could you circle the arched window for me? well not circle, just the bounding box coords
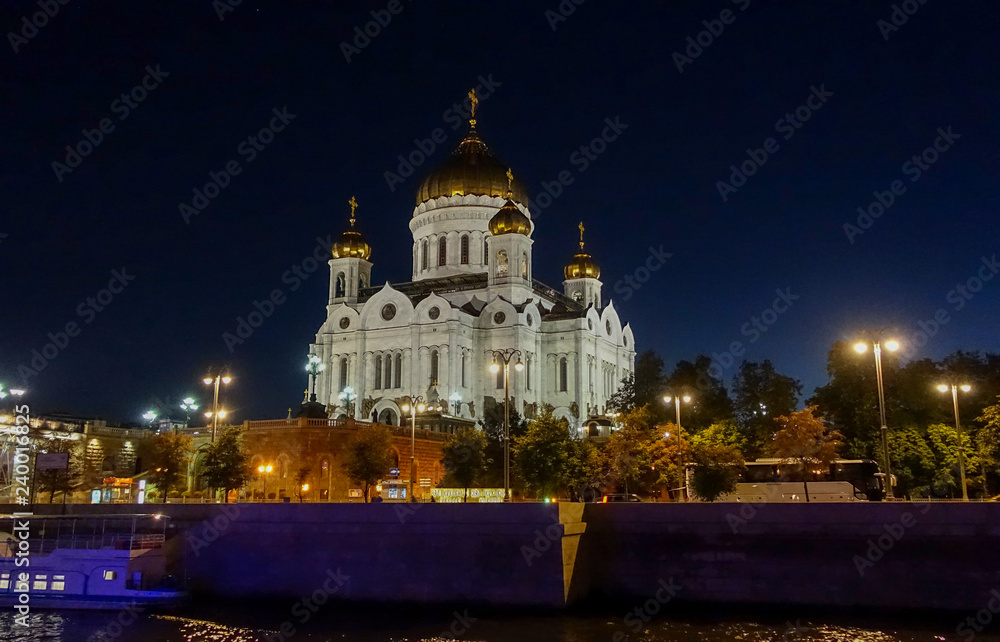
[374,355,383,389]
[559,357,568,392]
[484,239,489,264]
[335,272,346,298]
[339,358,348,392]
[394,353,402,388]
[461,353,466,388]
[430,350,439,384]
[438,237,447,266]
[359,273,367,289]
[384,354,392,389]
[460,235,470,264]
[589,423,600,437]
[421,240,429,270]
[522,252,528,279]
[321,459,329,477]
[526,357,531,391]
[572,291,583,304]
[496,367,504,389]
[496,249,508,277]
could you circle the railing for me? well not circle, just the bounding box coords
[1,533,166,557]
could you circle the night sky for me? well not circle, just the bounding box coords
[3,1,998,424]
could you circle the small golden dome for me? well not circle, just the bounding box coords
[332,196,372,260]
[564,221,600,279]
[416,127,527,206]
[488,196,532,236]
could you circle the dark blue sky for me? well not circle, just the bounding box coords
[2,0,998,424]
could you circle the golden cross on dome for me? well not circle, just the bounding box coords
[578,221,586,250]
[506,168,514,193]
[468,88,478,128]
[348,195,358,226]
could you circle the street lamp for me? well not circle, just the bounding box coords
[401,397,427,503]
[305,353,326,403]
[490,348,524,502]
[257,464,273,501]
[0,384,26,400]
[854,331,899,499]
[338,386,357,418]
[449,391,462,416]
[662,393,692,430]
[142,410,158,428]
[179,397,199,428]
[937,382,972,501]
[204,373,233,443]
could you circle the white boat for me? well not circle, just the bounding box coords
[0,513,187,610]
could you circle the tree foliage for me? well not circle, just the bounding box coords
[140,431,192,501]
[35,439,83,503]
[664,356,734,431]
[770,407,842,502]
[479,399,528,488]
[605,406,659,495]
[441,427,487,501]
[200,427,254,503]
[512,410,575,498]
[732,360,801,457]
[342,424,394,502]
[690,443,744,502]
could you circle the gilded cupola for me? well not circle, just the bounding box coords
[564,222,600,279]
[331,196,372,260]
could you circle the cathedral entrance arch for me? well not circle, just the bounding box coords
[378,408,398,425]
[372,398,402,427]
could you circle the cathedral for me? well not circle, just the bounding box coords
[308,94,635,433]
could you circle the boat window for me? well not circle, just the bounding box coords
[52,575,66,591]
[0,573,9,590]
[33,574,47,590]
[103,570,117,581]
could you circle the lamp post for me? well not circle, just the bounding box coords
[490,348,524,503]
[142,410,158,429]
[305,353,325,402]
[338,386,357,419]
[203,373,232,443]
[0,384,26,400]
[179,397,199,429]
[938,383,972,501]
[854,332,899,499]
[449,391,462,416]
[257,464,273,501]
[401,396,427,503]
[662,393,692,431]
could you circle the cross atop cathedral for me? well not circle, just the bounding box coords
[468,88,478,128]
[506,168,514,194]
[578,221,586,250]
[348,195,358,226]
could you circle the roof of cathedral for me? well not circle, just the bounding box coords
[564,222,600,279]
[331,196,371,260]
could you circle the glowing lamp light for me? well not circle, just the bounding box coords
[884,340,900,352]
[222,376,232,384]
[937,384,949,393]
[854,342,868,354]
[682,395,692,403]
[417,403,426,413]
[489,361,500,374]
[514,359,524,372]
[961,384,972,392]
[203,377,213,385]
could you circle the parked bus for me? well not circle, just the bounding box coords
[711,458,886,502]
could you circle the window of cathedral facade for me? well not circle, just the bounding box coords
[335,273,346,298]
[374,355,383,389]
[496,249,508,277]
[522,252,528,279]
[339,358,348,392]
[384,354,392,389]
[394,354,402,388]
[460,235,469,264]
[496,367,503,389]
[526,356,532,390]
[421,240,428,270]
[461,353,466,387]
[484,239,489,264]
[559,357,568,392]
[438,237,447,266]
[430,350,439,383]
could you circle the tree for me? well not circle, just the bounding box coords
[809,341,887,458]
[565,438,610,502]
[770,407,842,502]
[479,399,528,488]
[976,395,1000,497]
[35,440,83,503]
[650,422,690,500]
[512,410,575,498]
[610,351,669,422]
[664,356,734,431]
[606,406,659,496]
[689,443,744,502]
[200,427,254,503]
[295,465,311,503]
[732,360,802,457]
[690,419,749,454]
[925,422,980,498]
[141,431,193,502]
[342,424,394,502]
[441,427,487,502]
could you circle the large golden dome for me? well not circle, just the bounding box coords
[332,196,372,260]
[564,222,600,279]
[488,197,532,236]
[417,126,528,206]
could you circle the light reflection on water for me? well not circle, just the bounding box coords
[0,609,988,641]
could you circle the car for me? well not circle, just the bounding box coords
[601,493,643,503]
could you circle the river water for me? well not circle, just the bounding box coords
[0,603,990,642]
